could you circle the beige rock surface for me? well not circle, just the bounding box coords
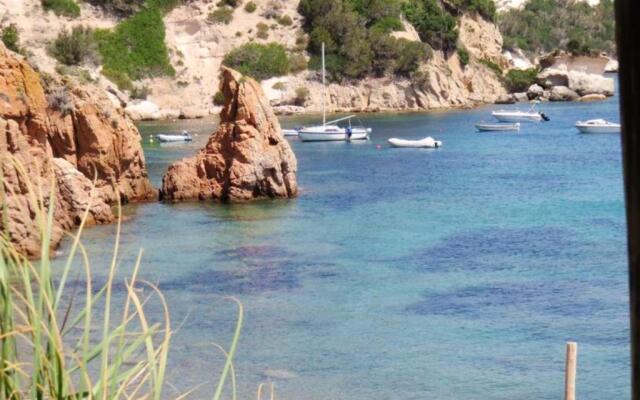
[162,67,297,202]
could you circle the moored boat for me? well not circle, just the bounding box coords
[475,122,521,132]
[492,101,550,123]
[575,119,621,133]
[298,116,370,142]
[388,136,442,148]
[282,128,300,137]
[156,130,193,142]
[298,43,372,143]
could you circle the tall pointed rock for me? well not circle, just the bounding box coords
[161,67,298,202]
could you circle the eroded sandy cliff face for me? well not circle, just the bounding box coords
[1,0,509,118]
[161,67,297,202]
[0,43,155,258]
[264,13,507,113]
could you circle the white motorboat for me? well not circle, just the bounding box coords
[575,119,621,134]
[492,101,550,123]
[475,122,521,132]
[297,43,371,143]
[282,129,300,137]
[388,136,442,148]
[156,130,192,142]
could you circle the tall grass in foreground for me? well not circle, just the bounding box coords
[0,156,249,399]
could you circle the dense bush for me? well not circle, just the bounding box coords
[402,0,458,52]
[208,6,234,24]
[222,42,290,80]
[449,0,497,21]
[213,90,225,105]
[289,53,308,72]
[95,7,175,83]
[244,1,257,12]
[130,84,151,99]
[457,46,470,66]
[49,26,97,66]
[479,58,502,76]
[499,0,615,55]
[256,22,269,39]
[87,0,181,15]
[1,24,20,53]
[41,0,80,17]
[298,0,429,79]
[504,68,539,92]
[277,14,293,26]
[294,86,310,106]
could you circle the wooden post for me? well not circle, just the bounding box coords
[564,342,578,400]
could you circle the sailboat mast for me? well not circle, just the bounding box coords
[322,42,326,127]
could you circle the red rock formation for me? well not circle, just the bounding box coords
[161,67,297,202]
[0,43,155,258]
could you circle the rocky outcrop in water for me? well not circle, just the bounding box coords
[0,43,155,258]
[161,67,297,202]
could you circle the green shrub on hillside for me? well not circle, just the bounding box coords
[371,16,403,33]
[244,1,257,12]
[500,0,615,55]
[1,24,20,53]
[222,42,290,81]
[294,86,310,105]
[449,0,497,21]
[208,6,234,24]
[87,0,181,15]
[457,46,470,66]
[299,0,428,79]
[41,0,80,17]
[95,7,174,83]
[49,26,97,66]
[213,90,225,105]
[277,14,293,26]
[402,0,459,52]
[504,68,539,92]
[257,22,269,39]
[479,58,502,76]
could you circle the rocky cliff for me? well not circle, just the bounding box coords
[0,43,155,258]
[161,67,297,202]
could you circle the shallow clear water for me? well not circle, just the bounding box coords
[60,90,629,399]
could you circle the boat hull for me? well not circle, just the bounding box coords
[476,123,520,132]
[298,129,369,142]
[282,129,299,137]
[575,124,621,134]
[156,135,192,142]
[492,112,542,123]
[388,137,442,148]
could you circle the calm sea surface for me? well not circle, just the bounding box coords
[58,85,629,399]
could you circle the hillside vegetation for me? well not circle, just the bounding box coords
[499,0,615,55]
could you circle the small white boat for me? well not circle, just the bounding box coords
[282,129,300,137]
[575,119,621,134]
[388,136,442,148]
[492,101,549,123]
[476,122,520,132]
[156,130,192,142]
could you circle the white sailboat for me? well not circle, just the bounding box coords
[298,43,371,142]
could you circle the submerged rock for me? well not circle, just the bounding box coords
[161,67,298,202]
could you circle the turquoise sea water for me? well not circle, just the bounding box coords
[60,89,628,399]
